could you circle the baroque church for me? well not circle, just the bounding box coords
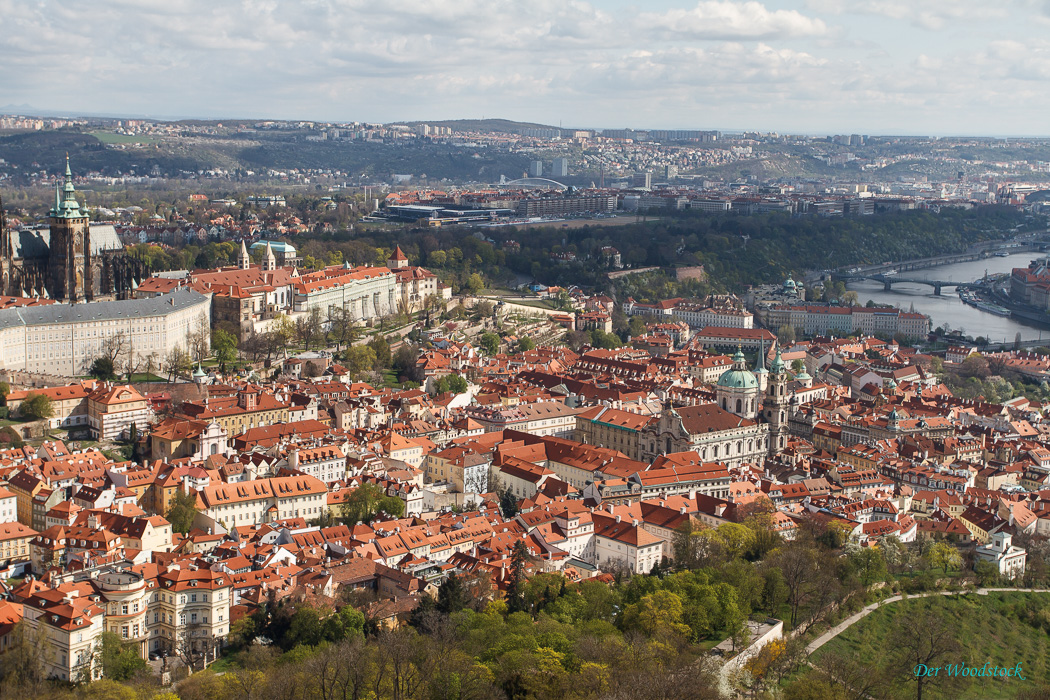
[0,158,146,301]
[640,345,820,468]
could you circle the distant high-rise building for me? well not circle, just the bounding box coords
[552,158,569,178]
[664,165,678,180]
[529,161,544,177]
[631,172,652,189]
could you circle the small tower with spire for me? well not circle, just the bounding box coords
[763,347,791,452]
[262,242,277,272]
[237,240,250,270]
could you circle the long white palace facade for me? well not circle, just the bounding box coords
[0,288,211,375]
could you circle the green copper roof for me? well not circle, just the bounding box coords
[49,157,86,220]
[770,349,786,374]
[717,367,759,389]
[717,345,758,389]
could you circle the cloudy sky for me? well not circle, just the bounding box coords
[2,0,1049,135]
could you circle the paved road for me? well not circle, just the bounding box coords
[806,587,1047,655]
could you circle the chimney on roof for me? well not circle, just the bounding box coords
[614,515,621,523]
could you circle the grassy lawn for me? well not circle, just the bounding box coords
[380,369,419,390]
[207,655,237,673]
[813,592,1050,699]
[128,373,167,383]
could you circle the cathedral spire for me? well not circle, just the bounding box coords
[52,157,84,219]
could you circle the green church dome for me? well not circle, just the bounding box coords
[717,348,758,389]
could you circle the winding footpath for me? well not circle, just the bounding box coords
[805,587,1049,655]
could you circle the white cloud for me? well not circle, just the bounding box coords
[805,0,1006,29]
[0,0,1048,133]
[639,1,827,40]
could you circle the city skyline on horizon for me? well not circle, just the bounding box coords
[4,1,1050,136]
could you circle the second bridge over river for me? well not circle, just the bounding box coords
[845,273,958,295]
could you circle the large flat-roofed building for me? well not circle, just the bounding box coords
[292,264,397,319]
[515,194,617,217]
[0,288,210,376]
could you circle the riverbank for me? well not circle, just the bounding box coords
[846,251,1050,343]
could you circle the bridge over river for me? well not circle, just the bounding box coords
[844,273,958,295]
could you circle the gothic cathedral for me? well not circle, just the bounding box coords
[0,158,146,301]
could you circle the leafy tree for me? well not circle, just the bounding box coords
[433,373,468,395]
[437,573,470,614]
[166,488,199,534]
[392,343,420,378]
[368,334,391,370]
[496,479,520,518]
[344,345,377,379]
[628,316,647,337]
[340,482,405,524]
[589,329,622,349]
[0,620,51,689]
[927,541,962,573]
[212,328,238,372]
[20,393,53,421]
[0,381,9,406]
[518,336,535,352]
[465,272,484,294]
[89,356,118,381]
[622,589,691,638]
[777,324,797,346]
[100,631,147,681]
[479,332,500,355]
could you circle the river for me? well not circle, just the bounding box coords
[845,252,1050,343]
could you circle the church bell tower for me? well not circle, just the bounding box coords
[48,157,91,302]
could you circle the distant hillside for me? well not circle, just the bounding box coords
[0,130,208,176]
[398,118,560,134]
[0,127,533,183]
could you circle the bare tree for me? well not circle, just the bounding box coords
[221,644,276,699]
[121,336,141,382]
[143,351,160,381]
[305,637,373,700]
[294,307,325,351]
[819,649,886,700]
[375,628,426,700]
[771,540,817,629]
[187,312,211,364]
[102,330,130,365]
[327,306,360,352]
[165,345,191,382]
[886,600,965,700]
